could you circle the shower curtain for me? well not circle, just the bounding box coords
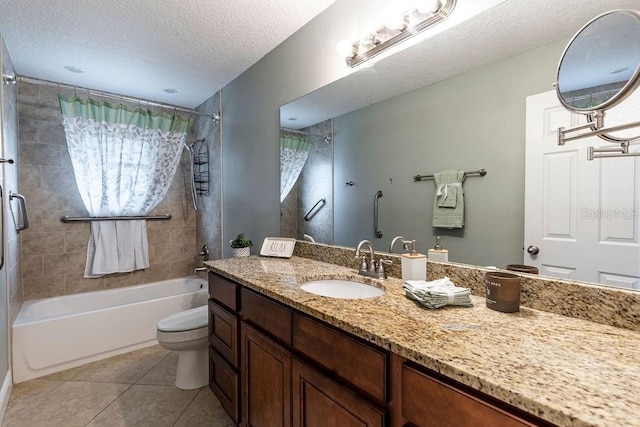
[59,95,192,277]
[280,133,312,202]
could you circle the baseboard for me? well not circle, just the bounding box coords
[0,370,12,423]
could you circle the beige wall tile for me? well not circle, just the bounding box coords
[21,255,43,280]
[22,232,65,256]
[23,276,66,300]
[65,276,105,295]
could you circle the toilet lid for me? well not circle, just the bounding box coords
[157,305,208,332]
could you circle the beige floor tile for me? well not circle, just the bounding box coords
[86,384,198,427]
[2,379,64,420]
[136,351,179,386]
[174,387,235,427]
[73,345,170,384]
[2,381,129,427]
[39,361,93,381]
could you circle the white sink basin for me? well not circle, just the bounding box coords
[300,279,384,299]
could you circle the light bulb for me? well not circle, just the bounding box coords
[385,15,406,31]
[336,39,356,58]
[416,0,442,14]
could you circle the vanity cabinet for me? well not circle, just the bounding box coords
[208,271,552,427]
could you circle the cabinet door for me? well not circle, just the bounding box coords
[241,323,291,427]
[209,300,239,367]
[209,347,240,424]
[292,359,386,427]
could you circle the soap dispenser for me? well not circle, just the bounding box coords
[428,236,449,262]
[401,240,427,281]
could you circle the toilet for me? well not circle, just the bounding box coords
[156,305,209,390]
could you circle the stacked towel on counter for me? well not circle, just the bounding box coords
[432,169,465,228]
[403,277,473,309]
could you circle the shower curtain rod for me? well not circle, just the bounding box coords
[281,127,329,138]
[17,76,220,121]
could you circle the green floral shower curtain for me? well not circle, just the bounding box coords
[280,134,312,202]
[59,95,193,277]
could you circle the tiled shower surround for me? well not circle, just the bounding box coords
[17,82,200,300]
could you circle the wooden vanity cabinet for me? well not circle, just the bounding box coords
[208,272,552,427]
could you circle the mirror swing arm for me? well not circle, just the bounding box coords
[557,111,640,160]
[555,9,640,160]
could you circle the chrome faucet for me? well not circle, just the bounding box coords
[196,245,209,261]
[354,240,391,279]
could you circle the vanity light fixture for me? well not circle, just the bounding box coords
[337,0,457,68]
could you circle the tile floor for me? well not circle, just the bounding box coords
[2,345,235,426]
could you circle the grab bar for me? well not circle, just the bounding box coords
[304,198,326,222]
[9,191,29,232]
[374,190,383,238]
[60,214,172,223]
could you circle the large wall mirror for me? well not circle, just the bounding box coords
[280,0,640,290]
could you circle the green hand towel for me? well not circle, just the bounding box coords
[432,170,465,228]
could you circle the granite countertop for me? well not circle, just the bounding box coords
[205,256,640,427]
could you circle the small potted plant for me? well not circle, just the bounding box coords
[230,233,253,257]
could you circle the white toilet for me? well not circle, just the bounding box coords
[156,305,209,390]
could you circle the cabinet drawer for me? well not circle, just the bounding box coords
[209,347,240,424]
[209,273,239,311]
[208,300,239,368]
[292,313,387,404]
[241,288,292,345]
[402,364,541,427]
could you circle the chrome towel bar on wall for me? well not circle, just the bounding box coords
[59,214,172,223]
[413,168,487,181]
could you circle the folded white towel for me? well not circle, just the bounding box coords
[403,277,473,309]
[85,220,150,278]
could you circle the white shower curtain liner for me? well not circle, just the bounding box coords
[59,95,192,277]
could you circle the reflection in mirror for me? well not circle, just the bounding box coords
[556,10,640,112]
[279,1,640,291]
[605,89,640,140]
[280,120,334,244]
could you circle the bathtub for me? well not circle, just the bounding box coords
[12,276,208,383]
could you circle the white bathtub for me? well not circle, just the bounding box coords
[12,276,208,383]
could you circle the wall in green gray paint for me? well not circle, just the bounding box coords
[333,40,567,267]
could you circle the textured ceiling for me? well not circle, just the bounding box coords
[0,0,336,107]
[281,0,640,128]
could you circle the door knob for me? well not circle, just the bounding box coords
[527,245,539,255]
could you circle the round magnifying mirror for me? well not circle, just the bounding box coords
[556,10,640,113]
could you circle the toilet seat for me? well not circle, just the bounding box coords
[157,305,208,332]
[156,326,207,344]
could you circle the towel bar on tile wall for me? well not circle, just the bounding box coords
[413,169,487,181]
[59,214,172,223]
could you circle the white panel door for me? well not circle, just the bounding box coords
[525,91,640,289]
